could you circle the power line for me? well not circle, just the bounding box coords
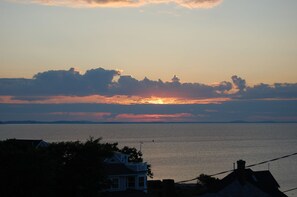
[283,187,297,193]
[176,152,297,184]
[246,152,297,168]
[209,169,234,177]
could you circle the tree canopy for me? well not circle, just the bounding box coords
[0,138,152,197]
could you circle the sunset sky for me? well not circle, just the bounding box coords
[0,0,297,122]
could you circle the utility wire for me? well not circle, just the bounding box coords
[176,152,297,184]
[246,152,297,168]
[283,187,297,193]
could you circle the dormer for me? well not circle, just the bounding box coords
[104,152,129,164]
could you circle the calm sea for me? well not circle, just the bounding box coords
[0,123,297,196]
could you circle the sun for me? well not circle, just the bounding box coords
[147,98,164,104]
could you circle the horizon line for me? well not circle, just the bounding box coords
[1,120,297,124]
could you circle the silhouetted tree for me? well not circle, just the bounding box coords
[0,138,152,197]
[0,139,55,197]
[197,174,220,192]
[48,138,113,197]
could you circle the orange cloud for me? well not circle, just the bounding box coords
[16,0,222,9]
[142,96,231,104]
[0,95,230,105]
[114,113,194,122]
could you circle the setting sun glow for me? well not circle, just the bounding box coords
[146,98,164,104]
[0,95,231,105]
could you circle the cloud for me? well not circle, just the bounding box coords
[0,95,230,105]
[32,67,120,95]
[0,67,231,99]
[242,83,297,99]
[1,67,297,103]
[16,0,222,9]
[114,113,194,122]
[1,67,296,122]
[231,75,246,93]
[0,68,120,96]
[113,74,232,99]
[1,100,297,122]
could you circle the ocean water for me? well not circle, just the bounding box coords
[0,123,297,196]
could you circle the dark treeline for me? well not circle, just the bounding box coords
[0,138,152,197]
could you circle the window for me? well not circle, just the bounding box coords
[111,178,119,189]
[127,176,135,188]
[139,176,145,187]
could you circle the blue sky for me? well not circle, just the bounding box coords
[0,0,297,122]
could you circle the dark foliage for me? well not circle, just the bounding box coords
[197,174,220,192]
[0,138,151,197]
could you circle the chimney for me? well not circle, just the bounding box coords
[237,160,246,171]
[236,160,246,184]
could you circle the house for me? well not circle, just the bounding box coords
[104,152,148,193]
[200,160,287,197]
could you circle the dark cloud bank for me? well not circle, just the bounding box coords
[1,100,297,122]
[0,67,297,122]
[1,67,297,99]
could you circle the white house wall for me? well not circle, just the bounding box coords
[107,175,147,192]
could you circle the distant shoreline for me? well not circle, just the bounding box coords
[1,120,297,124]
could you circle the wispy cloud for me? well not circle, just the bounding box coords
[114,113,194,122]
[0,95,231,104]
[15,0,222,9]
